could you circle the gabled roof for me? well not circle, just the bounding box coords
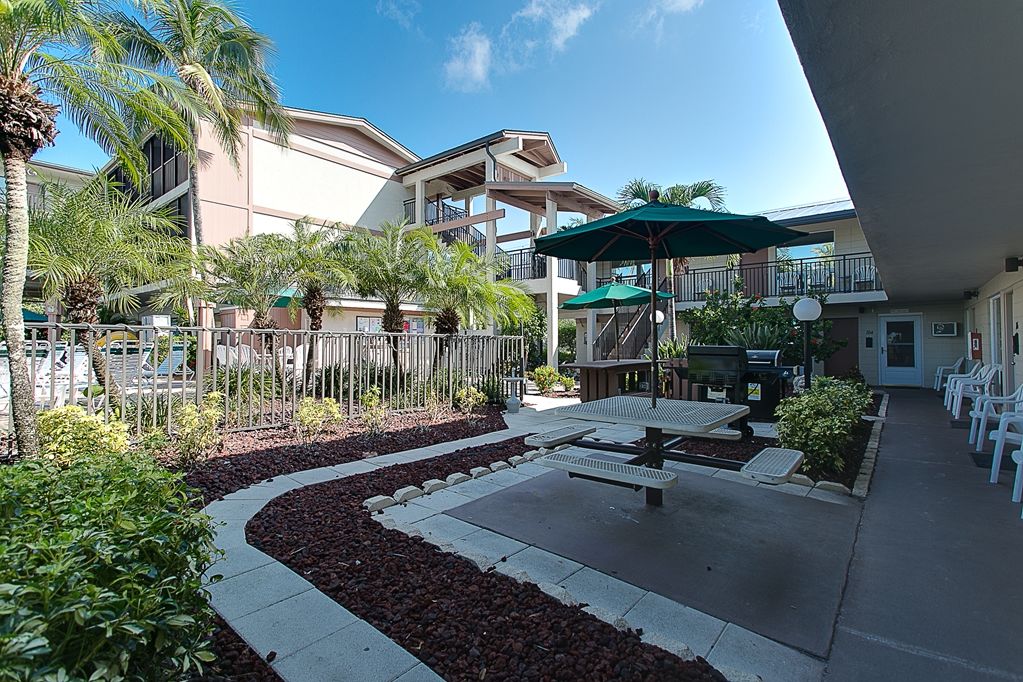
[758,198,856,227]
[282,106,420,164]
[397,130,561,177]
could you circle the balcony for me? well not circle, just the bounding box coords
[674,252,881,302]
[498,247,579,282]
[402,198,467,226]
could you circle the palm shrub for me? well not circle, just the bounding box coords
[0,452,218,679]
[23,177,198,407]
[775,377,873,479]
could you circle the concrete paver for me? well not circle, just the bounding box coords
[624,591,726,658]
[272,620,423,682]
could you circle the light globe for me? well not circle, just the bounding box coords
[793,298,822,322]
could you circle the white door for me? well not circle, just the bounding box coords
[880,314,923,386]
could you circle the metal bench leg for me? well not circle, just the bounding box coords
[645,426,665,506]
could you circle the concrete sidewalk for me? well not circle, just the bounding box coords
[825,389,1023,681]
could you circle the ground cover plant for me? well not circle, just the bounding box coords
[248,438,726,682]
[0,444,218,679]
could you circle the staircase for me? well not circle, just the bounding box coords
[404,198,507,259]
[592,274,672,360]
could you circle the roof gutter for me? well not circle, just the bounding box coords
[484,140,498,181]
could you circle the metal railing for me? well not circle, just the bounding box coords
[1,324,525,437]
[593,272,655,360]
[403,198,469,226]
[675,252,881,302]
[500,247,547,280]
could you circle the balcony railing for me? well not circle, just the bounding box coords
[500,247,547,280]
[402,198,468,226]
[675,252,881,302]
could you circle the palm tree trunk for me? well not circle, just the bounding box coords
[189,157,204,248]
[382,298,403,366]
[82,328,122,409]
[1,155,39,457]
[303,286,325,390]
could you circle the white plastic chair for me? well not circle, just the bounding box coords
[950,364,1001,419]
[1011,449,1023,511]
[987,413,1023,486]
[970,385,1023,449]
[853,265,877,290]
[945,362,983,409]
[934,357,965,391]
[777,271,799,296]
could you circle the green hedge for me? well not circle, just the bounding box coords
[0,451,219,680]
[775,377,873,479]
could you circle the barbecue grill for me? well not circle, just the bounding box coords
[744,349,793,420]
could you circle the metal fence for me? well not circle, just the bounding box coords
[1,324,525,436]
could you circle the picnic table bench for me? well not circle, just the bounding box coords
[533,396,803,506]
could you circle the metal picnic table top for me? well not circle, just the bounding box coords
[554,395,749,434]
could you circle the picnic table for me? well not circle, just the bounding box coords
[541,395,752,506]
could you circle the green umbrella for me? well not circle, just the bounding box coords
[561,282,673,359]
[536,194,805,406]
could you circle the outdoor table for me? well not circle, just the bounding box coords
[561,359,652,402]
[554,395,750,505]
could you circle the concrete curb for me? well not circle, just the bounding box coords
[852,415,885,499]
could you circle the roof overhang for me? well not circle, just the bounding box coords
[485,181,621,218]
[397,130,563,192]
[779,0,1023,302]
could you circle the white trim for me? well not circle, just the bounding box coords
[878,313,924,386]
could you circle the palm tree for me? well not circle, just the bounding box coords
[616,177,728,338]
[0,1,196,456]
[24,177,197,404]
[284,218,353,385]
[114,0,292,248]
[199,234,296,329]
[423,240,534,336]
[344,220,434,335]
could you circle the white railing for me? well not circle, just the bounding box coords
[1,324,525,437]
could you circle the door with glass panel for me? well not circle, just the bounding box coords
[879,314,923,386]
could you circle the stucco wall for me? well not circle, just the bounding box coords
[250,137,407,230]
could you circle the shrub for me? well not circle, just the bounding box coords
[175,392,224,468]
[359,386,387,437]
[454,386,487,420]
[775,377,873,478]
[295,397,343,443]
[36,405,128,467]
[480,376,506,405]
[559,373,576,392]
[533,364,560,394]
[0,452,218,679]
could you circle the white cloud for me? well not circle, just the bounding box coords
[642,0,705,39]
[513,0,596,52]
[376,0,420,30]
[444,23,492,92]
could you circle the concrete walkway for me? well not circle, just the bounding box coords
[824,389,1023,681]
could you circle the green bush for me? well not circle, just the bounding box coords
[454,386,487,419]
[480,376,506,405]
[559,373,576,392]
[533,364,560,394]
[0,452,219,679]
[359,386,387,437]
[175,392,224,468]
[36,405,129,467]
[775,377,873,478]
[295,397,343,443]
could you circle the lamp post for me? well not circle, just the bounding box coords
[793,298,823,389]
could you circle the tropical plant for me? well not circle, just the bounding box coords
[199,233,296,329]
[0,0,197,457]
[284,218,352,385]
[36,405,129,467]
[453,385,486,421]
[175,391,223,468]
[358,386,386,437]
[616,177,728,338]
[559,373,575,392]
[423,239,534,335]
[533,364,560,394]
[113,0,292,249]
[294,397,342,443]
[0,450,218,679]
[344,220,434,334]
[21,178,197,403]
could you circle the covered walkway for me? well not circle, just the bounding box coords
[826,389,1023,680]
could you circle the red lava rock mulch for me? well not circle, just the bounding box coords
[247,438,726,682]
[195,617,281,681]
[183,407,507,503]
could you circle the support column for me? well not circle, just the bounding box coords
[584,212,599,362]
[545,195,559,369]
[414,179,426,226]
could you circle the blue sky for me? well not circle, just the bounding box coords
[35,0,848,214]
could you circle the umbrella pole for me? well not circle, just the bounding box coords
[650,247,658,408]
[614,303,620,359]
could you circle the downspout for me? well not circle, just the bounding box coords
[484,140,498,180]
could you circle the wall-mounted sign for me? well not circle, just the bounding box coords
[932,322,959,337]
